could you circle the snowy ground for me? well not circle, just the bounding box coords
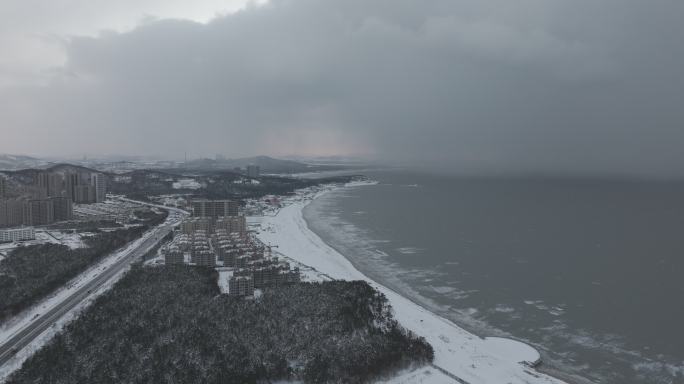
[38,230,88,249]
[216,268,233,294]
[143,245,165,266]
[374,367,455,384]
[0,230,88,258]
[252,182,569,384]
[172,178,202,190]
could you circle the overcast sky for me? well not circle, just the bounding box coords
[1,0,684,176]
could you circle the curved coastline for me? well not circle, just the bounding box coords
[253,182,569,384]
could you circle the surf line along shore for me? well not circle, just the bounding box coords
[251,181,566,384]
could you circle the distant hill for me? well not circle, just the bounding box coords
[185,155,322,174]
[46,163,104,175]
[281,155,371,166]
[0,154,52,170]
[0,154,354,175]
[0,163,109,197]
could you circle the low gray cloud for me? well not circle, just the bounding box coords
[2,0,684,176]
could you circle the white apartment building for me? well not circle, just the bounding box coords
[0,227,36,243]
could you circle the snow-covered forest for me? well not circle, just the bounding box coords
[6,266,433,383]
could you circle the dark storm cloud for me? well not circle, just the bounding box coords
[3,0,684,176]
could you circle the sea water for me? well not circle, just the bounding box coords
[303,170,684,383]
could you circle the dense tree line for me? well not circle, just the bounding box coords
[108,168,360,200]
[45,220,123,231]
[0,210,167,323]
[8,266,433,384]
[132,208,169,226]
[199,175,359,200]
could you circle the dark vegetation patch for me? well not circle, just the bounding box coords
[108,168,361,201]
[45,220,123,231]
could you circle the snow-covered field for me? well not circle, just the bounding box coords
[252,182,568,384]
[0,230,87,258]
[172,178,202,189]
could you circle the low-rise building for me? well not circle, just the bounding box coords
[235,255,252,269]
[252,264,300,288]
[229,276,255,296]
[215,216,246,233]
[192,199,239,218]
[0,227,35,243]
[164,246,184,265]
[192,249,216,267]
[217,245,239,266]
[162,220,300,292]
[181,217,213,234]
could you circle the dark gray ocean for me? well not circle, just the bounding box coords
[302,170,684,384]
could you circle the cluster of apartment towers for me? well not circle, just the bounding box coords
[0,171,105,237]
[163,199,300,296]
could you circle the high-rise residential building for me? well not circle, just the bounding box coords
[0,199,27,228]
[52,173,65,197]
[247,164,260,178]
[65,172,82,202]
[91,173,106,203]
[33,172,50,198]
[0,200,7,227]
[0,176,6,197]
[26,199,54,226]
[192,199,239,217]
[74,184,96,204]
[50,196,73,221]
[63,172,105,204]
[34,172,65,198]
[1,195,72,228]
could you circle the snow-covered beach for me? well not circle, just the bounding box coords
[253,181,568,384]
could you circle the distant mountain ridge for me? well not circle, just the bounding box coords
[0,154,52,170]
[0,153,357,175]
[46,163,103,175]
[184,155,321,174]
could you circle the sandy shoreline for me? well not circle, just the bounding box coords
[252,181,569,384]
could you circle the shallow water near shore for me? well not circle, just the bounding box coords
[302,170,684,384]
